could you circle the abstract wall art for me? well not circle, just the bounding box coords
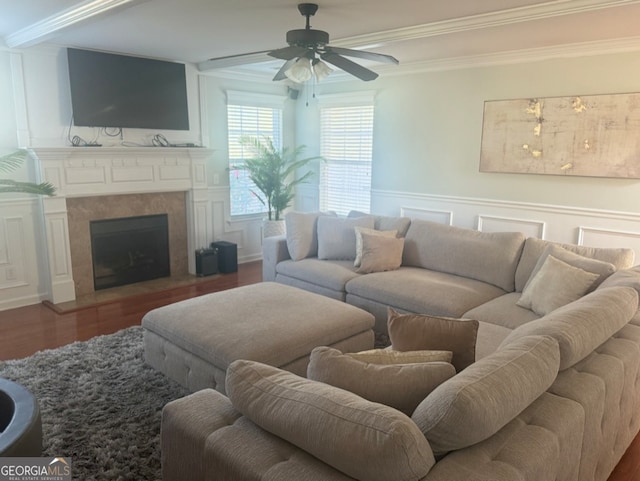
[480,92,640,178]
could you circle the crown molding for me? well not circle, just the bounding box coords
[334,0,640,49]
[4,0,151,48]
[377,35,640,76]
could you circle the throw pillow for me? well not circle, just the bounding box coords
[226,359,436,481]
[317,215,374,260]
[523,244,616,293]
[387,308,479,371]
[348,349,453,364]
[354,227,398,267]
[411,335,560,456]
[516,255,600,316]
[285,211,335,261]
[308,346,456,416]
[348,211,412,238]
[356,232,405,274]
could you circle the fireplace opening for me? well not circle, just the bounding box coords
[90,214,170,291]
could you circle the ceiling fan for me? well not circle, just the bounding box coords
[201,3,399,82]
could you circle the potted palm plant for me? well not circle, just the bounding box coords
[233,136,320,237]
[0,149,55,196]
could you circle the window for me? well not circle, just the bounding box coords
[319,95,374,216]
[227,92,283,216]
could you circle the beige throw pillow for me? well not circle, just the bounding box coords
[356,232,405,274]
[387,308,479,371]
[226,359,436,481]
[308,347,456,416]
[354,227,397,267]
[517,255,600,316]
[348,348,453,364]
[524,244,616,293]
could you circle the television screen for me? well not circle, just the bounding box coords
[67,48,190,131]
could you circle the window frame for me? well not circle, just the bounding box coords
[226,91,285,218]
[318,92,375,216]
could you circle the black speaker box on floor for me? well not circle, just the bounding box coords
[211,241,238,273]
[195,248,218,276]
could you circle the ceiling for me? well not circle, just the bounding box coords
[1,0,640,81]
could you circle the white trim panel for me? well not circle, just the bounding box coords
[477,215,546,238]
[373,190,640,261]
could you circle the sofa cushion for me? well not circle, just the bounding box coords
[276,259,360,293]
[514,237,635,292]
[516,255,601,316]
[387,308,479,371]
[475,321,513,360]
[463,292,540,330]
[501,286,639,370]
[348,349,453,364]
[354,227,398,267]
[411,335,560,456]
[285,211,335,261]
[345,267,507,320]
[307,346,456,416]
[525,244,616,292]
[402,219,525,292]
[226,359,436,481]
[317,216,374,260]
[356,232,405,274]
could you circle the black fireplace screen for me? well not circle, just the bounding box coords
[90,214,170,290]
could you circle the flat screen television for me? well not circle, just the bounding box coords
[67,48,190,130]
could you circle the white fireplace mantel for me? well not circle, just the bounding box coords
[31,147,213,304]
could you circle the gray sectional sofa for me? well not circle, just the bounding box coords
[162,211,640,481]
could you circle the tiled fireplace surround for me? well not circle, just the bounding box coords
[32,147,212,304]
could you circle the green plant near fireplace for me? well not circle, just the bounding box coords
[0,149,55,196]
[232,136,320,221]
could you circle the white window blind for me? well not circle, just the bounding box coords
[227,92,283,217]
[320,103,374,216]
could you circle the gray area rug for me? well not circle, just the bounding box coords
[0,326,188,481]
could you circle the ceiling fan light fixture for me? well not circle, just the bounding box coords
[285,56,313,83]
[313,59,332,81]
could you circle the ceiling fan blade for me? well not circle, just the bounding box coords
[273,58,297,81]
[197,50,273,71]
[321,52,379,81]
[268,46,309,61]
[327,46,399,65]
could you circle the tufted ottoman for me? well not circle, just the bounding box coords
[142,282,375,393]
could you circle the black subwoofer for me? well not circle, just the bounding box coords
[211,241,237,273]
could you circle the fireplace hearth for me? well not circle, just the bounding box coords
[90,214,170,290]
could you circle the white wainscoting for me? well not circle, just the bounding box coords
[207,186,263,264]
[373,190,640,262]
[0,198,49,311]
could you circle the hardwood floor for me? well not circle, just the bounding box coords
[0,259,638,481]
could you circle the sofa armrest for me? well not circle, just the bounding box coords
[161,389,241,481]
[262,235,290,281]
